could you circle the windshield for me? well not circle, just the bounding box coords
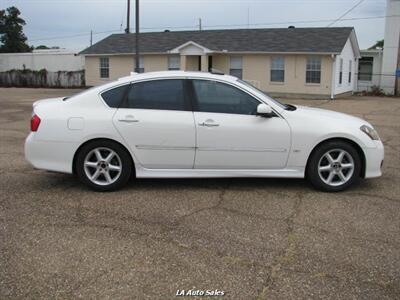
[236,79,288,110]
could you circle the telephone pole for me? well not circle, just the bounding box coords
[199,18,202,31]
[125,0,130,33]
[134,0,140,72]
[90,30,93,46]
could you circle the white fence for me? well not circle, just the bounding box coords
[0,49,84,72]
[0,69,85,88]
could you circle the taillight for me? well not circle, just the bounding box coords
[31,114,41,132]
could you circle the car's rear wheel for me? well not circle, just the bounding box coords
[307,140,361,192]
[76,140,133,191]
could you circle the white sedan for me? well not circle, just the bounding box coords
[25,71,384,192]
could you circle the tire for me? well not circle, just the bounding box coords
[75,140,133,192]
[306,140,361,192]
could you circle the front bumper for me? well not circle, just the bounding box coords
[363,140,384,178]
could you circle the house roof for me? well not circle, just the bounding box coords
[80,27,355,55]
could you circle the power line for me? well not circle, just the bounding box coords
[327,0,365,27]
[27,14,399,43]
[202,14,394,29]
[29,29,122,42]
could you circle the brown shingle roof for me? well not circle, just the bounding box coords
[80,27,354,55]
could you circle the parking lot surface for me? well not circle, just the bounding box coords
[1,88,399,299]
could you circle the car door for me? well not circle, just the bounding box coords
[191,79,291,169]
[112,79,196,169]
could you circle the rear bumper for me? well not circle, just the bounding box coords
[25,133,75,174]
[363,140,384,178]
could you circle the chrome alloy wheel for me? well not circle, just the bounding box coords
[83,147,122,186]
[318,149,355,186]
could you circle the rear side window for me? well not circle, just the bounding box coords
[101,85,128,108]
[124,79,186,111]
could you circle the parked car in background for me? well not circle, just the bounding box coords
[25,71,384,192]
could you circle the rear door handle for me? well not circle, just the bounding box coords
[199,120,220,127]
[118,115,139,123]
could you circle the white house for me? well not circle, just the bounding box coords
[355,0,399,95]
[356,49,384,92]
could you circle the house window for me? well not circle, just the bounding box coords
[339,58,343,85]
[348,60,352,84]
[134,56,144,73]
[270,57,285,82]
[306,57,321,84]
[229,56,243,79]
[168,55,180,70]
[99,57,109,78]
[358,57,373,81]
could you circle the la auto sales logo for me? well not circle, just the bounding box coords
[176,289,225,297]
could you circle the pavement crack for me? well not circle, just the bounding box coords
[255,194,304,299]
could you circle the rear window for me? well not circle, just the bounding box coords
[101,85,128,108]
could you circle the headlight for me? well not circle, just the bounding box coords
[360,125,380,140]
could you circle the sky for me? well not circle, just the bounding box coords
[0,0,389,51]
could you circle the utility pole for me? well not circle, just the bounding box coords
[135,0,140,72]
[199,18,202,31]
[125,0,130,33]
[90,30,93,46]
[247,7,250,28]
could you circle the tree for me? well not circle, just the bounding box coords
[0,6,31,53]
[35,45,50,49]
[369,39,384,50]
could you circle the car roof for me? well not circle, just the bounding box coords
[116,70,237,84]
[88,71,240,96]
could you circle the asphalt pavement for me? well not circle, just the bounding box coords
[0,88,399,299]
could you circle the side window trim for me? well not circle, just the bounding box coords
[188,78,262,115]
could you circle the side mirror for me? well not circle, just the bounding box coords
[256,104,274,117]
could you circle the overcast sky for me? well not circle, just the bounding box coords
[1,0,388,51]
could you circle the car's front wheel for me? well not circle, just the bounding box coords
[307,140,362,192]
[76,140,133,191]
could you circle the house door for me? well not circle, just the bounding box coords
[185,56,200,71]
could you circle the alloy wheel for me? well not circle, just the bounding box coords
[83,147,122,186]
[318,148,355,186]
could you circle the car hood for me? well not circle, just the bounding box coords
[292,105,369,126]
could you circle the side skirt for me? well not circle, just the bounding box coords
[135,166,305,179]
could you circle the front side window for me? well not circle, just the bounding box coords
[168,55,180,70]
[229,56,243,79]
[306,57,321,84]
[192,80,260,115]
[100,57,109,78]
[101,85,128,108]
[134,56,144,73]
[124,79,186,111]
[339,58,343,84]
[270,57,285,82]
[358,57,373,81]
